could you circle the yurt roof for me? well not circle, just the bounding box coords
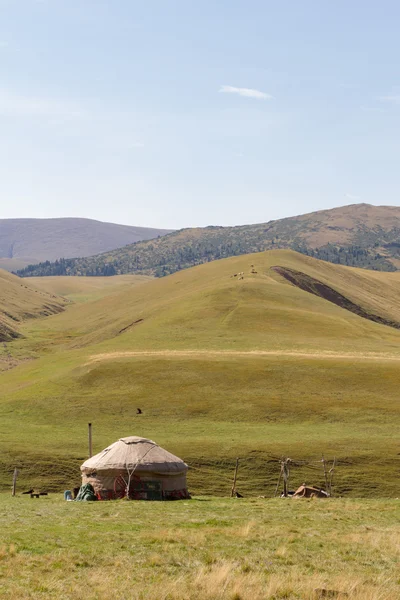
[81,436,188,473]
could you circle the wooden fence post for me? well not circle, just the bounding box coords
[322,455,329,494]
[283,460,288,497]
[329,457,336,497]
[231,458,240,497]
[281,459,292,497]
[274,462,283,497]
[88,423,93,458]
[12,468,18,496]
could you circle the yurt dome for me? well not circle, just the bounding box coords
[80,436,190,500]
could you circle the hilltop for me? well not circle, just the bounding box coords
[22,249,400,353]
[17,203,400,278]
[0,217,173,272]
[2,250,400,496]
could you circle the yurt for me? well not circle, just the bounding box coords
[80,436,190,500]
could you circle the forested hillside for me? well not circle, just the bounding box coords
[16,204,400,277]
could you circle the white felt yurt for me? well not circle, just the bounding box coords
[80,436,190,500]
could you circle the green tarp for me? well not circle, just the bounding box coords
[75,483,97,501]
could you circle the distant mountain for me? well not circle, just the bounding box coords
[16,204,400,277]
[0,218,173,271]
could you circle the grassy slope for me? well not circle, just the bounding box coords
[20,249,400,355]
[1,495,399,600]
[29,274,153,303]
[1,251,400,496]
[0,269,66,346]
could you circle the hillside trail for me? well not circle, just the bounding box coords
[86,349,400,363]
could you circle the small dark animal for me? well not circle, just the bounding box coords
[314,590,348,599]
[233,491,243,498]
[22,489,34,495]
[137,408,142,415]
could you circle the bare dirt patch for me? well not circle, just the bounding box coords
[86,349,400,365]
[271,266,400,330]
[117,318,144,335]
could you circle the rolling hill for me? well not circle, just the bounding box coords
[0,269,66,347]
[2,250,400,496]
[17,203,400,278]
[0,217,173,272]
[29,274,153,303]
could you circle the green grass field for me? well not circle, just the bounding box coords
[29,274,153,303]
[0,495,399,599]
[0,269,66,346]
[1,251,400,496]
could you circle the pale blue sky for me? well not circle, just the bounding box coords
[1,0,400,229]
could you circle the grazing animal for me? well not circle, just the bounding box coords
[136,408,142,415]
[314,589,348,598]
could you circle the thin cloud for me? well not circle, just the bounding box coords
[95,138,145,152]
[378,95,400,104]
[360,105,385,113]
[219,85,273,100]
[0,88,85,119]
[345,193,360,200]
[128,142,145,149]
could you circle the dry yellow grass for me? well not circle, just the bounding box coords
[0,495,399,600]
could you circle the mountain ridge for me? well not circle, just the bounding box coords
[16,203,400,277]
[0,217,173,271]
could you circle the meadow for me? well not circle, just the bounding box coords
[0,494,399,600]
[1,251,400,496]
